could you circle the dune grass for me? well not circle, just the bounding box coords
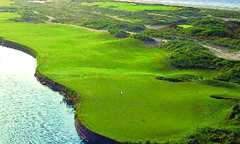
[0,12,239,143]
[81,2,179,11]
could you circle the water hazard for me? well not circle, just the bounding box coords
[0,46,82,144]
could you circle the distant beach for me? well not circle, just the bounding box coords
[116,0,240,11]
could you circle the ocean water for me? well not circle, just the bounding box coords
[141,0,240,8]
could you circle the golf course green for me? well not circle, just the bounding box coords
[81,2,179,11]
[0,1,239,143]
[0,0,14,7]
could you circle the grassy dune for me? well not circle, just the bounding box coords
[81,2,179,11]
[0,11,239,143]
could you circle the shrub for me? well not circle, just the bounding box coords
[216,64,240,83]
[193,18,223,26]
[182,127,240,144]
[200,27,234,38]
[161,40,225,69]
[109,28,130,38]
[131,34,154,42]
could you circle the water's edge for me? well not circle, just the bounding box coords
[115,0,240,11]
[0,39,120,144]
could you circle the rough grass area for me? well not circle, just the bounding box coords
[81,2,179,11]
[0,12,239,143]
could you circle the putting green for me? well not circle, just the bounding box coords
[81,2,179,11]
[178,24,194,28]
[0,0,14,7]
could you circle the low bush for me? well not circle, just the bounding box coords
[182,127,240,144]
[216,64,240,83]
[109,28,130,38]
[161,40,225,69]
[131,33,154,42]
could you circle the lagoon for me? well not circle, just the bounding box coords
[0,46,82,144]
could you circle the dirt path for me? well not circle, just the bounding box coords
[200,43,240,61]
[207,15,240,22]
[126,31,137,35]
[42,12,108,32]
[153,38,168,43]
[61,24,108,32]
[106,15,133,23]
[48,22,108,32]
[45,15,54,23]
[152,36,240,60]
[190,39,240,60]
[145,25,166,30]
[148,13,173,18]
[220,18,240,22]
[33,11,39,14]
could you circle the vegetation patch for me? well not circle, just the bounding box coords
[109,28,130,38]
[228,104,240,125]
[161,40,225,69]
[131,33,155,42]
[182,127,240,144]
[200,79,240,89]
[216,64,240,83]
[12,11,48,23]
[81,2,179,11]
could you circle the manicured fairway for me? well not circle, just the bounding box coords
[0,0,14,7]
[0,12,239,143]
[81,2,179,11]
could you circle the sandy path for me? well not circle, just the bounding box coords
[201,43,240,61]
[154,38,168,43]
[106,15,133,23]
[45,15,54,23]
[152,36,240,60]
[38,12,108,32]
[220,18,240,22]
[60,24,108,32]
[145,24,166,29]
[190,39,240,61]
[47,22,108,32]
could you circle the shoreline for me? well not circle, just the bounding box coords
[0,39,120,144]
[115,0,240,11]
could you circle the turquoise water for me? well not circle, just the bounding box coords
[0,46,82,144]
[142,0,240,8]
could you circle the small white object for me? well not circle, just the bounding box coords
[120,91,123,95]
